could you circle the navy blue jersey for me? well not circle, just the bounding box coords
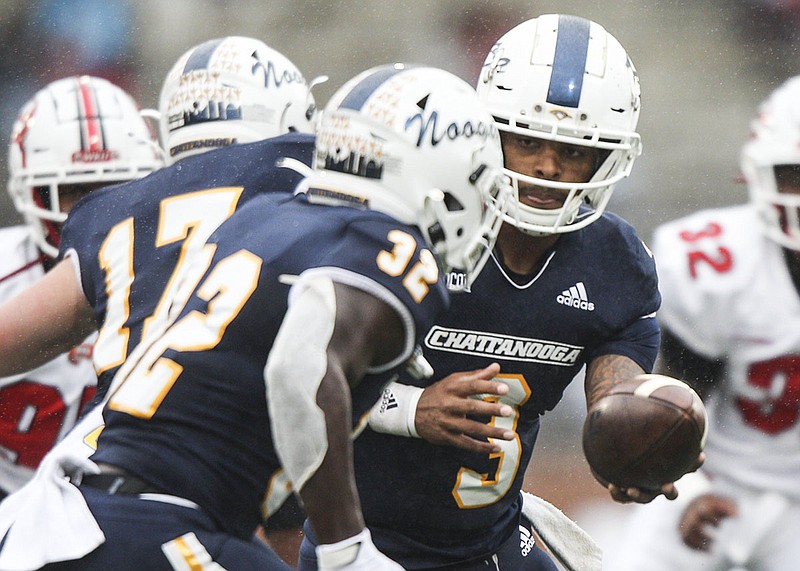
[91,192,449,540]
[59,133,314,398]
[355,212,660,568]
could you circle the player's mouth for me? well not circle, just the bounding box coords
[517,185,567,209]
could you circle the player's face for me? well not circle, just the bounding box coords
[57,182,120,215]
[500,132,601,209]
[775,164,800,196]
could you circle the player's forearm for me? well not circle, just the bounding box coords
[0,261,94,374]
[584,353,646,410]
[299,368,365,544]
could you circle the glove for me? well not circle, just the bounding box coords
[316,528,404,570]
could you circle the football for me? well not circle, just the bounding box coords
[582,374,707,491]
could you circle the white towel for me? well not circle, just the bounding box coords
[0,408,105,571]
[521,491,602,571]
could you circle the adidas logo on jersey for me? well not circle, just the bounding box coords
[557,281,595,311]
[519,525,536,557]
[377,387,398,413]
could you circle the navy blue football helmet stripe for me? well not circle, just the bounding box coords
[546,15,591,108]
[339,65,411,111]
[183,38,225,73]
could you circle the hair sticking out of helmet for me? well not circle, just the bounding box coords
[741,75,800,251]
[158,36,322,164]
[7,75,164,257]
[299,63,513,289]
[476,14,642,235]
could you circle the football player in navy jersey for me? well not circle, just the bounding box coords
[70,36,319,402]
[0,64,510,570]
[155,36,322,565]
[299,14,699,571]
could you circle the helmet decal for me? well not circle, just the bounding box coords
[547,15,591,108]
[251,53,307,90]
[405,103,497,149]
[75,76,105,155]
[339,66,409,111]
[11,102,36,169]
[182,38,225,73]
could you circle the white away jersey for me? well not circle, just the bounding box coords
[653,204,800,498]
[0,226,96,493]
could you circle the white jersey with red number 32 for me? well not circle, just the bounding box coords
[0,226,96,494]
[653,204,800,499]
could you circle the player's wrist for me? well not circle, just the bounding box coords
[367,382,423,438]
[317,528,401,570]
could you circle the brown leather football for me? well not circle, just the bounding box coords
[582,374,707,491]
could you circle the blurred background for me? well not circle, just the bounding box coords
[1,0,798,559]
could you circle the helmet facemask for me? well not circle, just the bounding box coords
[422,165,512,289]
[742,76,800,252]
[494,121,638,236]
[746,162,800,251]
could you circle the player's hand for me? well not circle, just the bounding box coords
[591,469,673,504]
[597,451,705,504]
[414,363,515,454]
[606,482,678,504]
[679,493,737,551]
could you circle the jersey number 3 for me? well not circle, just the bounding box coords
[452,374,531,509]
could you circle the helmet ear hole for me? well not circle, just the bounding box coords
[442,192,464,212]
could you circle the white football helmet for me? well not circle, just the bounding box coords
[301,64,512,287]
[159,36,319,164]
[476,14,642,235]
[741,75,800,251]
[8,75,163,257]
